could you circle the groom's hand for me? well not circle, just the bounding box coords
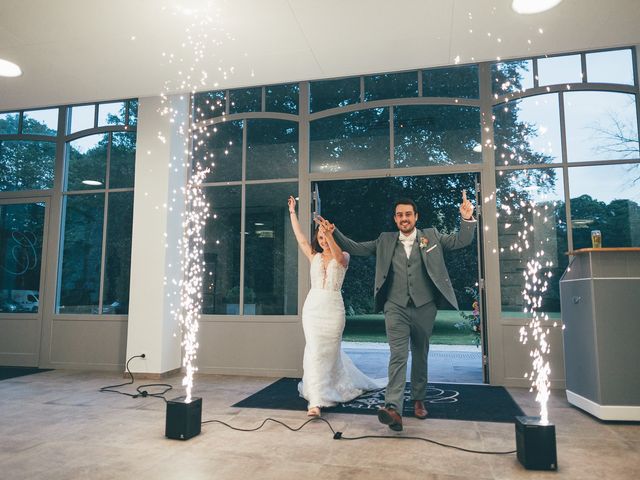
[314,215,335,234]
[460,190,475,220]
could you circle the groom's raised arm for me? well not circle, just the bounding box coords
[437,189,477,251]
[333,228,377,256]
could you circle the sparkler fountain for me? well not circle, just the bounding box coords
[159,2,235,440]
[498,170,559,469]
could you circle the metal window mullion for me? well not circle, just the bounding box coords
[635,46,640,160]
[261,86,266,112]
[478,61,499,384]
[225,90,230,115]
[533,58,539,88]
[417,70,423,97]
[97,133,112,314]
[558,90,574,252]
[238,119,247,315]
[581,53,588,83]
[389,106,395,168]
[360,76,365,103]
[98,191,109,314]
[298,81,311,317]
[51,106,68,315]
[94,103,99,128]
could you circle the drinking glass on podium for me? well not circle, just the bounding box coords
[591,230,602,248]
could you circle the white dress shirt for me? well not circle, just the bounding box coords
[398,229,417,259]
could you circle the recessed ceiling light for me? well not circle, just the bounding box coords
[512,0,562,14]
[82,180,103,186]
[0,58,22,77]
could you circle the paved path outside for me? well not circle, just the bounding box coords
[343,341,484,384]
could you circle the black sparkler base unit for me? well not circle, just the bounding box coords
[515,416,558,471]
[165,396,202,440]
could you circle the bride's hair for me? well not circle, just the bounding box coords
[311,226,324,254]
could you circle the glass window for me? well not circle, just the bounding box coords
[394,105,481,167]
[0,202,46,313]
[586,49,635,85]
[68,104,95,133]
[193,91,226,122]
[245,183,298,315]
[537,54,583,86]
[492,60,534,95]
[496,168,566,318]
[23,109,58,135]
[127,100,138,125]
[0,140,56,191]
[98,102,125,127]
[364,72,418,101]
[229,87,262,114]
[0,112,19,135]
[493,93,561,166]
[110,132,136,189]
[246,119,298,180]
[310,108,390,172]
[102,192,134,314]
[265,83,299,114]
[568,164,640,248]
[195,120,243,183]
[310,77,360,113]
[423,65,479,98]
[66,134,108,191]
[57,194,105,314]
[564,91,639,162]
[202,186,241,315]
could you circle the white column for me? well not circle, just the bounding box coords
[126,94,190,374]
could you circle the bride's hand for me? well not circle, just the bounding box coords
[316,218,335,235]
[288,196,296,213]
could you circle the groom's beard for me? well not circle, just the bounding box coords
[398,223,415,234]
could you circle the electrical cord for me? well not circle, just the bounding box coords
[99,354,173,402]
[104,355,515,454]
[202,416,517,455]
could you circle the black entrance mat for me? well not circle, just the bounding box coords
[0,366,52,381]
[233,377,525,423]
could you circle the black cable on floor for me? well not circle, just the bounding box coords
[202,416,517,455]
[99,354,173,402]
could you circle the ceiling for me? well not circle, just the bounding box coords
[1,0,639,111]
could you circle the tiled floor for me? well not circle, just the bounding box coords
[1,361,638,480]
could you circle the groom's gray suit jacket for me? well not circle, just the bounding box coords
[334,219,476,312]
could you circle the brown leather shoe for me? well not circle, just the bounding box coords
[414,400,428,419]
[377,406,403,431]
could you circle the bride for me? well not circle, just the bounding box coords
[288,196,383,417]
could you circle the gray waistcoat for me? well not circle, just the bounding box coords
[386,240,437,308]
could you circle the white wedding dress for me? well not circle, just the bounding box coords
[298,253,384,408]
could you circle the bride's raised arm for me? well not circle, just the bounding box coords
[315,216,349,268]
[288,196,313,262]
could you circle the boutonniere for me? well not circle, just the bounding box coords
[419,237,429,250]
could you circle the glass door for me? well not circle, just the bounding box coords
[0,198,49,366]
[313,173,486,383]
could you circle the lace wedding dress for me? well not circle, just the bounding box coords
[298,254,384,408]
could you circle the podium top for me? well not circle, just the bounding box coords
[566,247,640,255]
[561,247,640,281]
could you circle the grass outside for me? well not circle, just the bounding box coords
[343,310,480,346]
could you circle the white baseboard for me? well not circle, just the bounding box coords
[566,390,640,421]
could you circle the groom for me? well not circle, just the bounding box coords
[322,191,476,431]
